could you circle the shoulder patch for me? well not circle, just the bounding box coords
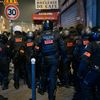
[84,52,91,57]
[44,40,54,45]
[15,38,22,43]
[26,42,33,47]
[35,46,40,50]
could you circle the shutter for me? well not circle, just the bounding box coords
[86,0,96,27]
[61,3,77,28]
[97,0,100,27]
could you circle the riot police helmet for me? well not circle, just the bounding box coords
[0,34,8,44]
[13,25,22,35]
[63,28,69,36]
[42,20,53,31]
[90,26,100,41]
[59,26,63,32]
[69,26,77,36]
[60,28,69,39]
[81,34,91,45]
[82,34,91,41]
[85,26,92,34]
[91,32,100,41]
[26,31,35,39]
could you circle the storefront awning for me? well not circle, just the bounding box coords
[32,12,59,20]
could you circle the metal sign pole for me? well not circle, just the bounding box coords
[9,20,13,33]
[31,58,36,100]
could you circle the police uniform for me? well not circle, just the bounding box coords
[58,29,69,87]
[34,31,42,84]
[63,33,76,85]
[0,34,10,90]
[37,20,67,100]
[25,31,35,88]
[79,33,100,100]
[72,34,91,100]
[10,26,27,89]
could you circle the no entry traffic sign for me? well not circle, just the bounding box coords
[4,4,20,20]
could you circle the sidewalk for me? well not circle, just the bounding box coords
[0,80,74,100]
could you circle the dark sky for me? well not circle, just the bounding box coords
[15,0,35,23]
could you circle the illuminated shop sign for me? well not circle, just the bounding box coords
[35,0,59,9]
[32,12,59,20]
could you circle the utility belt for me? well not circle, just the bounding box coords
[42,51,58,56]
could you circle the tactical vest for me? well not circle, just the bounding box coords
[25,39,35,58]
[40,32,59,56]
[13,35,25,51]
[64,35,76,56]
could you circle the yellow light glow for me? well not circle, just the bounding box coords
[4,0,18,5]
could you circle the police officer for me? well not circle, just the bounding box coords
[37,20,67,100]
[10,25,27,89]
[78,31,100,100]
[78,27,97,79]
[62,27,77,85]
[58,29,69,87]
[76,34,91,77]
[72,34,91,100]
[34,30,42,84]
[25,31,35,88]
[0,33,11,90]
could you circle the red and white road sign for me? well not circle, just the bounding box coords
[4,4,20,20]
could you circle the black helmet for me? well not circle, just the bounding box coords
[26,31,35,39]
[91,32,100,41]
[42,20,53,31]
[59,26,63,31]
[0,34,8,44]
[82,34,91,41]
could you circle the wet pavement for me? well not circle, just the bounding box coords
[0,80,75,100]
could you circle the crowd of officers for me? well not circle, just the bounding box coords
[0,21,100,100]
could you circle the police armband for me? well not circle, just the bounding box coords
[15,38,22,43]
[26,42,33,47]
[35,46,40,50]
[84,51,91,57]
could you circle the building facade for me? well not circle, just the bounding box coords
[60,0,85,28]
[96,0,100,27]
[60,0,100,28]
[85,0,97,27]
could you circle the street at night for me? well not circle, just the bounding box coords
[0,0,100,100]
